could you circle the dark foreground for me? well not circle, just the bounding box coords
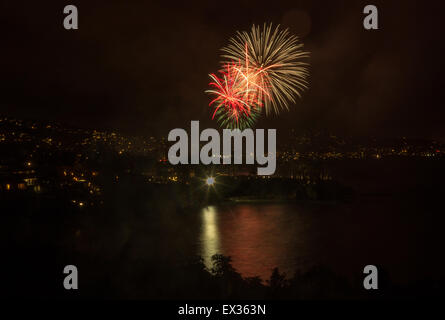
[2,159,445,299]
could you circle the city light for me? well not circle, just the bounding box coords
[206,176,215,186]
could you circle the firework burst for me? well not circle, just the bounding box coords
[221,23,310,115]
[205,62,263,130]
[206,23,309,129]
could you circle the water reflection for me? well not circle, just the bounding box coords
[200,206,221,269]
[199,203,312,280]
[197,199,444,284]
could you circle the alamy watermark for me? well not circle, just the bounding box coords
[63,265,78,290]
[168,121,276,175]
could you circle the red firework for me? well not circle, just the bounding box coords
[206,62,261,128]
[206,43,274,129]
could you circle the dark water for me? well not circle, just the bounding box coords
[196,198,444,283]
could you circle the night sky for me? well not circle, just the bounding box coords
[1,0,444,139]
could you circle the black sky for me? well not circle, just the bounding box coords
[1,0,444,139]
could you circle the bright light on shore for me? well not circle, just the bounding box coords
[206,177,215,186]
